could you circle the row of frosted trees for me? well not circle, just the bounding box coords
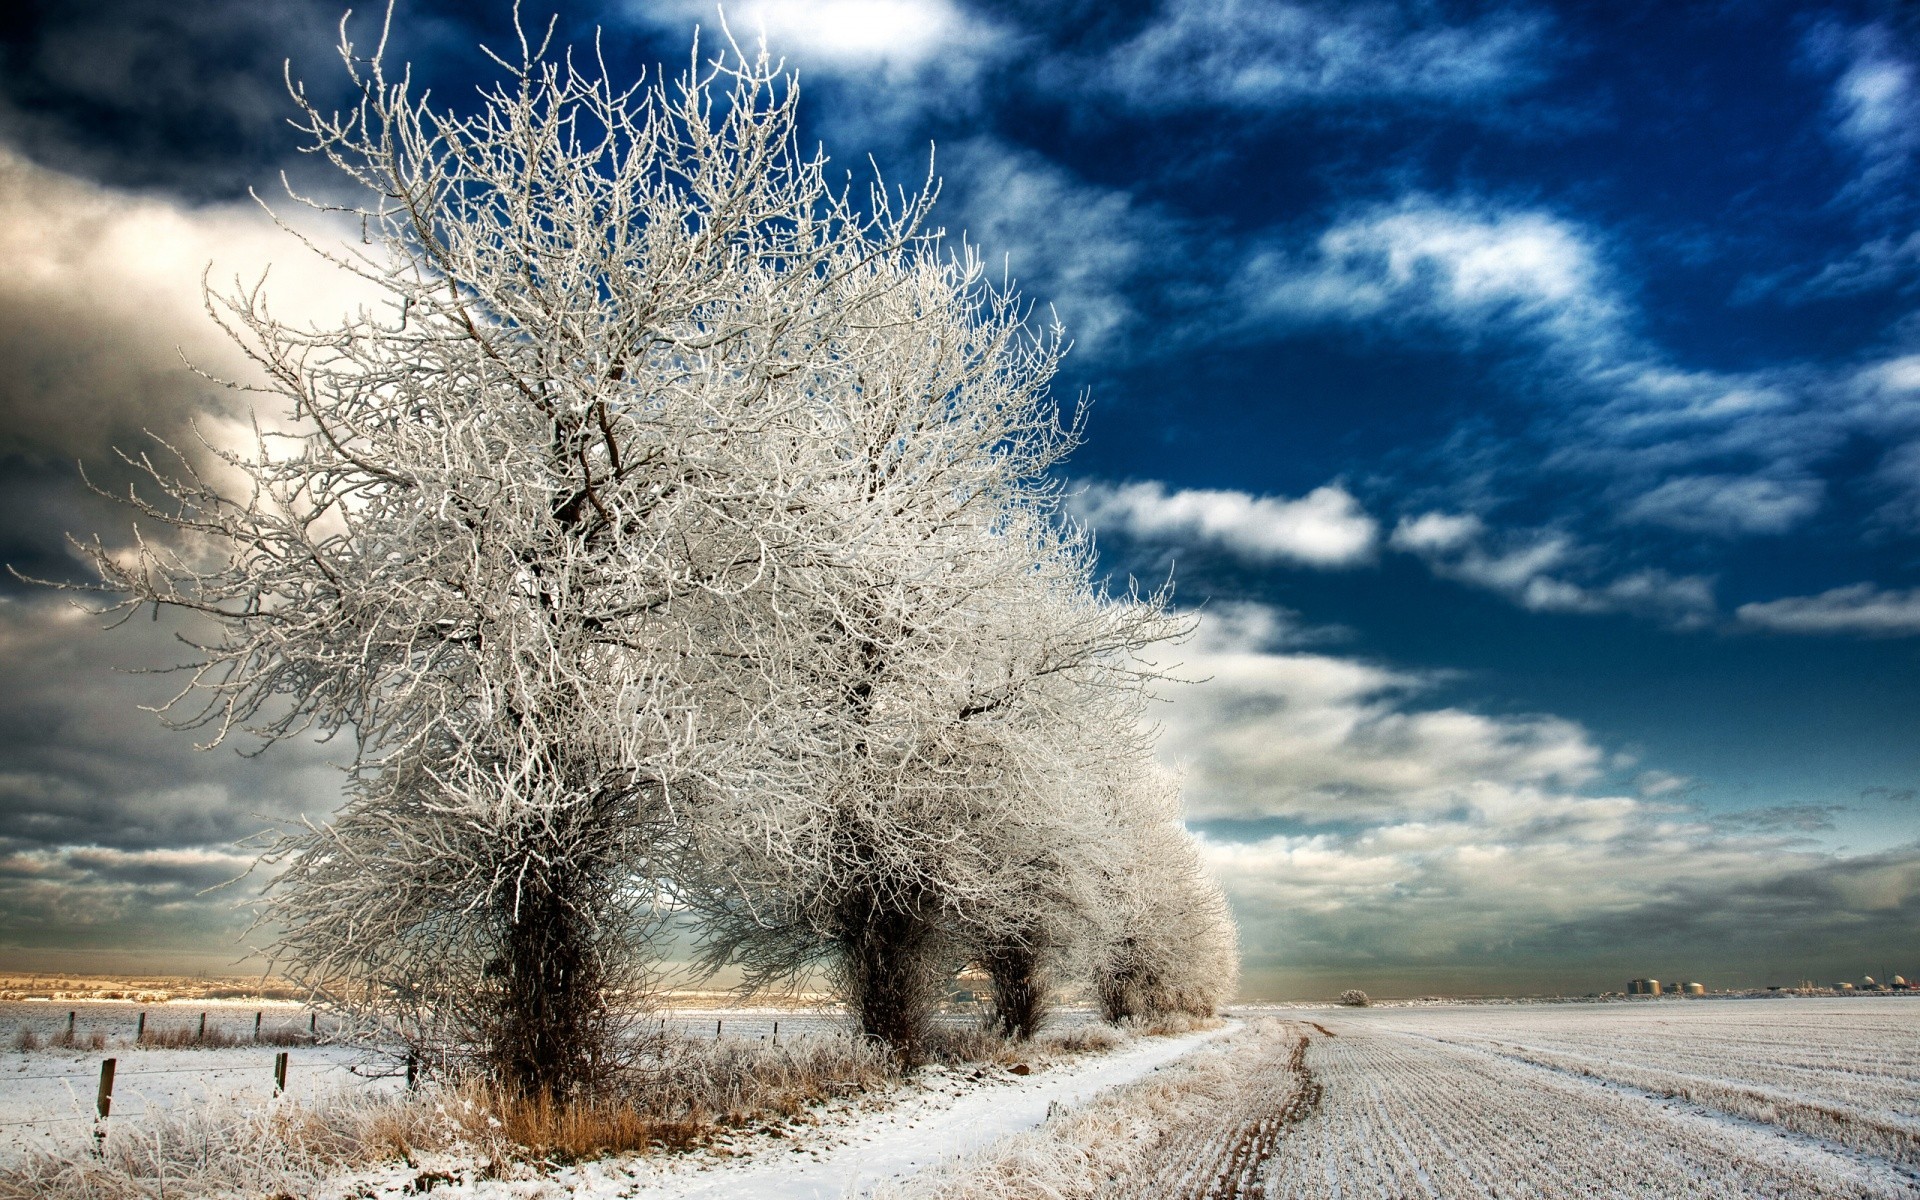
[78,20,1236,1099]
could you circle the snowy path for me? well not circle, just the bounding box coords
[600,1022,1233,1199]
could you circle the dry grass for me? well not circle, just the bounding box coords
[132,1025,241,1050]
[48,1029,108,1052]
[0,1027,904,1196]
[1126,1011,1226,1038]
[0,1089,453,1200]
[0,1017,1152,1197]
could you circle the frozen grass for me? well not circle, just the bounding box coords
[0,1089,449,1200]
[0,1021,1123,1198]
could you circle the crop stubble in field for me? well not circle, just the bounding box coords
[1264,999,1920,1199]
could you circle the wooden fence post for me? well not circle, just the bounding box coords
[309,1012,317,1036]
[273,1051,289,1095]
[135,1011,145,1041]
[96,1058,116,1118]
[254,1012,262,1042]
[715,1019,722,1039]
[197,1012,207,1041]
[772,1020,779,1045]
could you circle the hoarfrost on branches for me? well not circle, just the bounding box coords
[54,3,1238,1090]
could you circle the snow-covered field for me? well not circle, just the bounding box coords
[1267,996,1920,1198]
[4,997,1916,1197]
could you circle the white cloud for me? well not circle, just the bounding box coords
[1388,511,1716,623]
[1245,199,1625,351]
[1621,473,1824,537]
[1239,196,1863,542]
[1165,603,1604,824]
[940,140,1183,352]
[1076,480,1378,567]
[1807,21,1920,201]
[1386,510,1482,554]
[631,0,993,71]
[1736,583,1920,636]
[1088,0,1550,112]
[1166,603,1920,971]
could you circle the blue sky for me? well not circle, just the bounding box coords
[1,0,1917,997]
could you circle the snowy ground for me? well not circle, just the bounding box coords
[1260,997,1920,1198]
[8,997,1915,1197]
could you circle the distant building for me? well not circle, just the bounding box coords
[1681,982,1705,995]
[1628,978,1662,996]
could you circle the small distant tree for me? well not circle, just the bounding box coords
[1339,989,1371,1007]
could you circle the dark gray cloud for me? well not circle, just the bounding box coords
[0,0,350,199]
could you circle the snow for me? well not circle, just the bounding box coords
[0,1000,397,1163]
[619,1022,1230,1200]
[318,1023,1234,1200]
[1257,997,1920,1198]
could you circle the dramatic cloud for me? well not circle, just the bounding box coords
[0,597,344,960]
[1806,20,1920,206]
[1245,199,1623,349]
[1736,583,1920,636]
[0,147,371,579]
[1083,0,1551,112]
[938,140,1190,353]
[622,0,1006,80]
[1076,481,1378,567]
[1388,512,1716,624]
[1164,601,1605,824]
[1165,604,1920,980]
[0,0,345,196]
[1621,473,1824,537]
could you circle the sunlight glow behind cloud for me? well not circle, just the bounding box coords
[631,0,986,69]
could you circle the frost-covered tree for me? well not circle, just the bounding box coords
[64,13,944,1098]
[62,2,1223,1085]
[679,311,1185,1057]
[1094,766,1240,1023]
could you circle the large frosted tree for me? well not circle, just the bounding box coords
[66,8,1221,1090]
[68,15,951,1097]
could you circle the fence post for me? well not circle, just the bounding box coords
[254,1012,262,1042]
[273,1051,288,1095]
[96,1058,116,1118]
[772,1020,778,1045]
[197,1012,207,1041]
[135,1011,145,1042]
[715,1019,722,1039]
[309,1012,317,1036]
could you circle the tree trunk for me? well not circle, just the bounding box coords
[493,863,605,1100]
[837,888,940,1065]
[1097,939,1144,1024]
[983,938,1047,1041]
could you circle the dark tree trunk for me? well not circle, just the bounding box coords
[983,938,1047,1041]
[491,862,607,1100]
[1097,939,1146,1024]
[837,888,940,1065]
